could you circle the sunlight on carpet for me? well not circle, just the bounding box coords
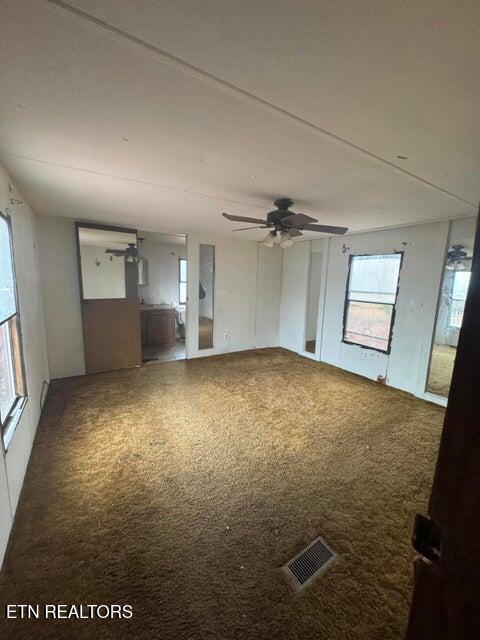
[0,348,444,639]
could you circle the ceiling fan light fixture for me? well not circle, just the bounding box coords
[446,244,467,271]
[280,231,294,249]
[263,231,276,247]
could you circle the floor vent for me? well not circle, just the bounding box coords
[283,536,336,590]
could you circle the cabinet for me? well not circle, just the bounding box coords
[140,307,176,346]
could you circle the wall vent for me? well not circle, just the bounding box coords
[282,535,336,590]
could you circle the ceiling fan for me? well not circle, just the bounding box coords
[446,244,468,271]
[222,198,348,248]
[105,242,138,262]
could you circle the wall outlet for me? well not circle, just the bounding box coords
[223,333,228,339]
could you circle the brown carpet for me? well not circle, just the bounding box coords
[0,348,444,639]
[427,344,456,397]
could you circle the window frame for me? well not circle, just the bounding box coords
[179,257,187,305]
[0,210,28,451]
[341,251,404,355]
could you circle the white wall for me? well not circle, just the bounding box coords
[305,251,323,341]
[279,241,310,353]
[279,221,453,399]
[138,236,187,306]
[37,218,283,373]
[279,238,329,358]
[36,215,85,379]
[186,233,282,358]
[0,166,50,568]
[255,244,283,349]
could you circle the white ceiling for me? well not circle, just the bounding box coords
[0,0,478,240]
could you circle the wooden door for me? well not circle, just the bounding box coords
[406,210,480,638]
[76,223,141,374]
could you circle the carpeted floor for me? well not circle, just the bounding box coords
[427,343,456,397]
[0,348,444,639]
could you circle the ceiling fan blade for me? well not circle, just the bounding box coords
[105,249,126,255]
[301,223,349,235]
[288,228,303,237]
[223,212,268,225]
[233,226,268,231]
[282,213,317,225]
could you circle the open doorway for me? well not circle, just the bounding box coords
[138,232,187,363]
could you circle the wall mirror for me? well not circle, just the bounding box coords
[426,219,475,397]
[305,251,323,354]
[77,225,138,300]
[198,244,215,349]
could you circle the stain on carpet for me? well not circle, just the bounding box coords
[0,348,444,639]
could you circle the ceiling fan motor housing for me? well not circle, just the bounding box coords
[267,198,295,228]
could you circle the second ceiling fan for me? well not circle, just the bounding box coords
[223,198,348,248]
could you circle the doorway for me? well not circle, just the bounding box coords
[137,232,187,364]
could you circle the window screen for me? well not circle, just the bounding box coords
[343,253,402,353]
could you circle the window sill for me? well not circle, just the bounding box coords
[2,396,28,453]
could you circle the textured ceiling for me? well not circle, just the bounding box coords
[0,0,478,239]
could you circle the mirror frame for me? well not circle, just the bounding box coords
[75,222,138,302]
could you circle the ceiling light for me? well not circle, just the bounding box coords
[263,231,276,247]
[280,231,294,249]
[446,244,468,271]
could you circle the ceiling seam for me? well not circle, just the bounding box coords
[0,151,266,209]
[5,145,474,234]
[40,0,477,210]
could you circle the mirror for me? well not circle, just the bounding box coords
[77,226,138,300]
[426,219,475,397]
[198,244,214,349]
[305,251,323,354]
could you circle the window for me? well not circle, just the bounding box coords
[450,270,471,328]
[0,211,26,448]
[179,257,187,305]
[343,253,403,353]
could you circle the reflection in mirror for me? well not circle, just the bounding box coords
[305,251,323,354]
[198,244,215,350]
[78,226,137,300]
[427,223,474,397]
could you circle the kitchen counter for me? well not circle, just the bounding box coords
[140,304,173,311]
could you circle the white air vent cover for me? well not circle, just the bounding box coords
[283,535,336,590]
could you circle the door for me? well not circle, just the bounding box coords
[406,211,480,638]
[76,222,141,374]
